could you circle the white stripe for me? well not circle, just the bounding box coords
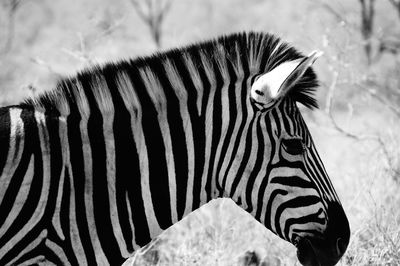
[91,74,130,258]
[140,66,178,224]
[1,110,51,260]
[207,49,231,198]
[163,58,197,220]
[51,116,68,241]
[45,238,71,266]
[182,53,204,116]
[197,53,217,203]
[222,64,252,197]
[66,160,88,265]
[115,71,162,238]
[1,115,51,259]
[80,117,108,264]
[0,155,34,256]
[229,115,259,205]
[258,114,277,224]
[71,79,107,264]
[125,191,140,251]
[6,230,48,266]
[284,203,326,239]
[0,108,24,207]
[304,149,331,201]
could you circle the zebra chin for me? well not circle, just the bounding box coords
[293,202,350,266]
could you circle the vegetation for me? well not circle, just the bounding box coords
[1,0,399,265]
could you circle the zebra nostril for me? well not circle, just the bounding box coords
[336,237,347,256]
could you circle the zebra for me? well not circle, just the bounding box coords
[0,32,350,266]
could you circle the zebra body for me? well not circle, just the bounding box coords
[0,32,350,265]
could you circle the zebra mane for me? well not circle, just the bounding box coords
[22,31,319,116]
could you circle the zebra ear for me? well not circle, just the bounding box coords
[250,50,322,109]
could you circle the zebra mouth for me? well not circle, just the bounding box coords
[294,237,320,266]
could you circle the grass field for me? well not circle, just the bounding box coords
[1,0,400,265]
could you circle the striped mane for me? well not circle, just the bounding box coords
[22,32,319,116]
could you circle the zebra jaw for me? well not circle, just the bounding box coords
[250,50,323,110]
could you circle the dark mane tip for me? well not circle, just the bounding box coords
[289,68,319,109]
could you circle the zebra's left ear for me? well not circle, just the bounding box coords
[250,50,322,109]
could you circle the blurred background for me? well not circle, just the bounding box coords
[1,0,400,265]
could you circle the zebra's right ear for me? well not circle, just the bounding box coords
[250,50,322,110]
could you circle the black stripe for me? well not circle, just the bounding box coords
[220,61,252,193]
[284,100,295,135]
[142,60,181,228]
[170,54,207,217]
[104,67,151,250]
[271,108,281,138]
[293,106,300,137]
[279,101,291,134]
[229,117,255,198]
[245,115,264,213]
[60,167,80,265]
[270,175,313,188]
[14,239,64,266]
[275,195,321,238]
[65,90,97,264]
[127,65,173,231]
[0,109,43,263]
[0,107,11,176]
[307,150,332,196]
[42,110,63,232]
[190,49,213,201]
[284,208,325,241]
[118,68,154,247]
[227,59,253,198]
[205,54,223,197]
[40,109,75,264]
[78,74,122,264]
[263,189,287,230]
[217,58,238,192]
[255,113,275,221]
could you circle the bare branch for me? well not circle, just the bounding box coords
[324,72,398,176]
[359,0,376,64]
[388,0,400,19]
[61,33,95,65]
[366,88,400,120]
[129,0,173,48]
[1,0,22,54]
[29,56,63,80]
[130,0,151,24]
[318,2,356,30]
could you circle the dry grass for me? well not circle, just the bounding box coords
[122,199,297,266]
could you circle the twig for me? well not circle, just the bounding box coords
[1,0,22,54]
[357,80,400,120]
[129,0,173,48]
[388,0,400,19]
[313,0,359,33]
[359,0,376,64]
[30,56,62,78]
[61,33,95,65]
[324,72,398,176]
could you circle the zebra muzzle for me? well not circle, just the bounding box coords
[295,237,320,266]
[294,234,347,266]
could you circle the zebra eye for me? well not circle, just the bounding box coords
[282,138,305,155]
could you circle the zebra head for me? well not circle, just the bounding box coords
[244,49,350,265]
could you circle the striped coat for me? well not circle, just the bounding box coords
[0,32,349,265]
